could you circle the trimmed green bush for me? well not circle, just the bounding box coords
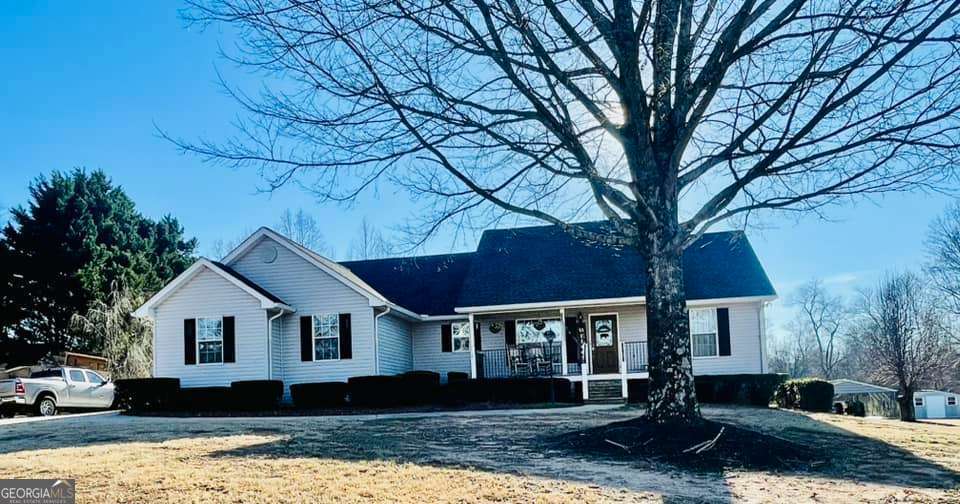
[627,379,648,403]
[113,378,180,412]
[628,374,786,406]
[774,378,835,412]
[177,386,233,411]
[348,376,402,407]
[845,399,866,417]
[290,382,347,408]
[695,373,787,406]
[447,371,468,383]
[397,371,441,404]
[231,380,283,410]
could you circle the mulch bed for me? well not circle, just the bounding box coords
[551,415,827,472]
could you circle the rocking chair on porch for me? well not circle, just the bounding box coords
[526,346,553,375]
[508,347,531,375]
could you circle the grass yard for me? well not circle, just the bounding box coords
[0,406,958,503]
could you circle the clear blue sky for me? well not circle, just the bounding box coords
[1,2,956,338]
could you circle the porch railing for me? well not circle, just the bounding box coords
[477,341,649,377]
[624,341,648,372]
[476,343,562,379]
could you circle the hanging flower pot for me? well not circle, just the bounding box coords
[488,321,502,334]
[533,319,546,330]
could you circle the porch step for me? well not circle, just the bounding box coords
[587,379,623,401]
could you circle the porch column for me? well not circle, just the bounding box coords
[619,340,628,399]
[468,313,478,379]
[559,307,567,376]
[581,317,589,400]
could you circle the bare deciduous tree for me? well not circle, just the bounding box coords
[172,0,960,422]
[348,217,396,260]
[927,204,960,332]
[768,320,813,378]
[278,208,331,254]
[791,279,847,379]
[856,272,954,421]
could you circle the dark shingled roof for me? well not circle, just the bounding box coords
[336,221,774,315]
[341,253,474,316]
[455,221,775,308]
[211,261,287,304]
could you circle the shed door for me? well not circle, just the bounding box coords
[927,396,947,418]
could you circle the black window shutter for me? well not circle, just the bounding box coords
[184,319,196,365]
[222,316,236,363]
[564,317,579,363]
[300,316,313,361]
[473,322,482,351]
[504,320,516,346]
[717,308,731,356]
[441,323,452,352]
[339,313,352,359]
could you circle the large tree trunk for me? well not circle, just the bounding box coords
[898,387,917,422]
[644,238,700,424]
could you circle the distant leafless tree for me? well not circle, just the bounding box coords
[791,279,848,379]
[278,208,331,254]
[208,226,254,260]
[767,324,813,378]
[926,204,960,335]
[856,272,954,421]
[172,0,960,423]
[348,217,396,260]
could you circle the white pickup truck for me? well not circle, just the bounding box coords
[0,367,115,417]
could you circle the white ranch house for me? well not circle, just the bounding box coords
[134,221,777,402]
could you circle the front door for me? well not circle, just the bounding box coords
[590,315,619,374]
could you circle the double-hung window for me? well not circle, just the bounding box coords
[948,396,957,406]
[689,308,718,358]
[198,318,224,364]
[313,314,340,360]
[451,322,471,352]
[914,396,924,407]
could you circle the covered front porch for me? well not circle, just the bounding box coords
[464,304,650,400]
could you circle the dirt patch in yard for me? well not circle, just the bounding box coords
[552,416,825,471]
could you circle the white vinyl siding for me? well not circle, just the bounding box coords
[412,320,470,380]
[690,302,765,375]
[229,237,375,397]
[270,315,283,380]
[378,313,413,375]
[154,267,267,387]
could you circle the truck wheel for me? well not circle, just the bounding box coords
[35,396,57,417]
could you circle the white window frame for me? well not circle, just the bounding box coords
[689,307,719,358]
[197,317,224,365]
[312,314,341,361]
[514,318,564,346]
[451,321,471,352]
[948,396,957,406]
[914,396,924,407]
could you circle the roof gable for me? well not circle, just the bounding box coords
[133,258,289,317]
[222,227,390,306]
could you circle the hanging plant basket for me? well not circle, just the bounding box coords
[533,319,546,330]
[488,321,502,334]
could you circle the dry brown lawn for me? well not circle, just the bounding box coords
[0,406,957,503]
